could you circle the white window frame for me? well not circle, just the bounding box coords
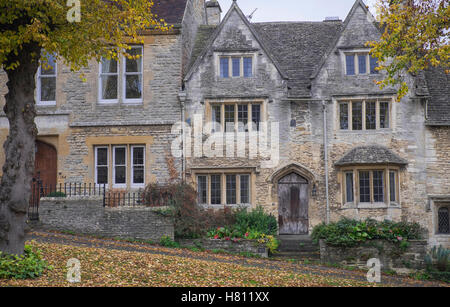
[123,46,143,104]
[94,146,109,185]
[112,145,127,188]
[98,57,119,104]
[37,54,57,106]
[131,145,145,187]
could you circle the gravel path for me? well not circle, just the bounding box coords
[27,230,447,287]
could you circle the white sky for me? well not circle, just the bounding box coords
[216,0,378,22]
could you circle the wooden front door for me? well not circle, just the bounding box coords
[278,173,309,234]
[34,141,57,187]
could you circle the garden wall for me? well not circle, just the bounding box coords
[319,239,428,274]
[37,198,174,241]
[177,238,269,258]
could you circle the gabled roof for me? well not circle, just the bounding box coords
[311,0,380,80]
[335,145,408,166]
[152,0,188,25]
[424,66,450,126]
[184,1,288,82]
[253,22,342,98]
[184,2,342,97]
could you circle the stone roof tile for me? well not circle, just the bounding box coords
[424,66,450,126]
[152,0,188,25]
[335,145,408,166]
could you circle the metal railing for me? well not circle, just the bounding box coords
[28,182,107,221]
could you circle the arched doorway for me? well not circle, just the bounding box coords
[34,140,57,187]
[278,172,309,234]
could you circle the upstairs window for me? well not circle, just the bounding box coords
[98,46,143,104]
[345,52,379,75]
[210,102,262,132]
[99,57,119,103]
[124,46,143,103]
[219,55,253,78]
[338,100,391,131]
[37,53,57,105]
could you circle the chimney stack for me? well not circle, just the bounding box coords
[206,0,222,26]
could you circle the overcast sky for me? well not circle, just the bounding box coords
[216,0,378,22]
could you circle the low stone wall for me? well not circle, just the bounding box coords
[178,238,269,258]
[319,239,428,274]
[38,198,174,241]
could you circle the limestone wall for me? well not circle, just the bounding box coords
[38,198,174,241]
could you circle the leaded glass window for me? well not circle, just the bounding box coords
[359,171,370,202]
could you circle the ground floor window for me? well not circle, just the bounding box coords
[94,145,145,187]
[437,206,450,234]
[196,173,251,205]
[341,167,399,205]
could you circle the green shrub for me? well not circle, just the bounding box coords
[0,245,48,279]
[159,236,180,248]
[143,182,236,238]
[46,191,66,198]
[234,206,278,236]
[311,218,423,247]
[425,245,449,273]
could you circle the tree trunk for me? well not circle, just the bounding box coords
[0,44,40,255]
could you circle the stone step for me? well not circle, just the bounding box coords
[277,240,319,252]
[274,250,321,260]
[278,246,319,252]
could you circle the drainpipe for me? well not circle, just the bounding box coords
[178,91,187,182]
[322,100,330,224]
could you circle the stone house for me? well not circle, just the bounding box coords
[0,0,448,247]
[182,0,449,247]
[0,0,207,189]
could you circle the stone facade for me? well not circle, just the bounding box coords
[182,0,450,248]
[38,198,174,241]
[0,0,207,189]
[319,239,428,274]
[0,0,448,248]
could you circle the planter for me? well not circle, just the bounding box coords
[177,238,269,258]
[319,239,428,274]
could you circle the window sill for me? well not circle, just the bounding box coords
[336,128,392,134]
[36,102,57,107]
[199,203,251,209]
[98,100,119,105]
[342,202,401,209]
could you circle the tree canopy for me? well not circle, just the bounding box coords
[0,0,169,70]
[369,0,449,99]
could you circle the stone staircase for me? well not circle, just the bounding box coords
[275,235,320,260]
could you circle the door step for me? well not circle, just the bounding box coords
[276,235,320,260]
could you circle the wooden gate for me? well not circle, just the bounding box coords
[278,173,309,234]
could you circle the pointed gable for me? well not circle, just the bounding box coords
[184,1,287,82]
[312,0,381,79]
